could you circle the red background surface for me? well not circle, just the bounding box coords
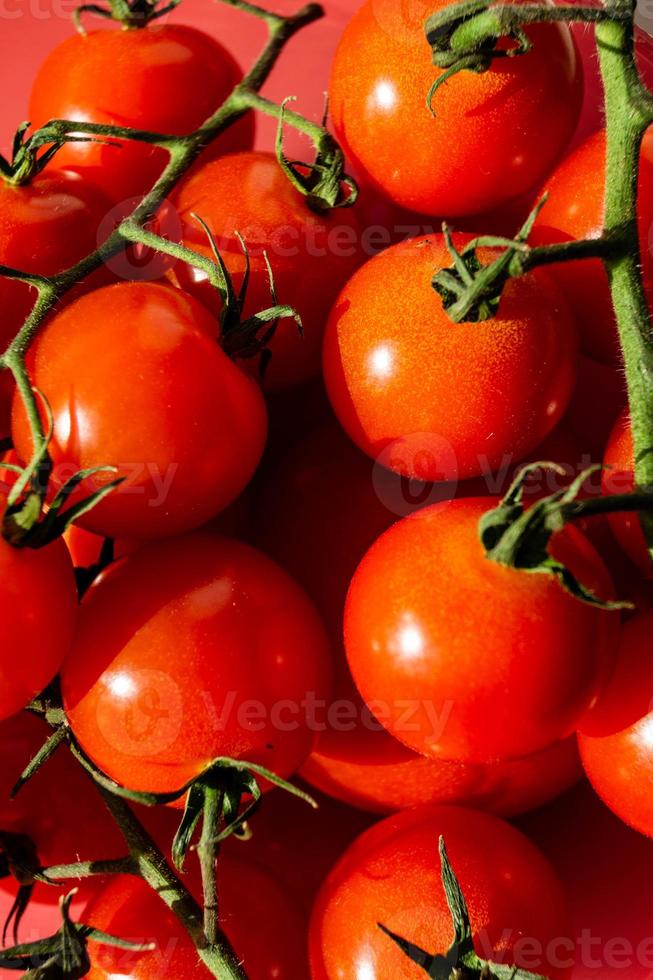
[0,1,652,977]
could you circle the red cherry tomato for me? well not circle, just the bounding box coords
[309,804,573,980]
[255,423,583,813]
[0,519,77,722]
[85,858,305,980]
[0,169,111,435]
[29,25,254,205]
[11,282,267,540]
[532,128,653,364]
[61,533,331,796]
[567,355,626,455]
[167,151,363,389]
[602,411,653,577]
[323,233,578,483]
[328,0,582,217]
[345,497,620,763]
[579,610,653,838]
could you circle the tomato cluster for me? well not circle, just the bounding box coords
[0,1,652,978]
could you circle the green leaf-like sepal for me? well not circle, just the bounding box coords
[433,199,545,324]
[479,462,631,610]
[0,891,153,977]
[378,837,547,979]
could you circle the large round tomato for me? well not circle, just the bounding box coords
[323,234,578,483]
[85,858,305,979]
[532,128,653,364]
[167,151,362,389]
[328,0,582,217]
[29,25,254,205]
[11,282,267,539]
[309,804,573,980]
[579,610,653,838]
[345,497,620,763]
[0,520,77,721]
[61,533,331,796]
[254,423,582,812]
[602,411,653,577]
[0,169,110,435]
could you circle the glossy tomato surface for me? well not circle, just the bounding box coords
[85,858,306,979]
[0,524,77,721]
[533,128,653,364]
[29,24,254,204]
[329,0,582,217]
[309,804,573,980]
[345,497,620,763]
[579,610,653,838]
[11,282,267,539]
[61,534,331,796]
[168,151,362,389]
[323,234,578,483]
[602,411,653,577]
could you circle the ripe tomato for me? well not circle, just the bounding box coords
[0,518,77,721]
[328,0,582,217]
[167,151,362,389]
[567,355,626,455]
[11,282,267,540]
[602,411,653,577]
[309,804,573,980]
[345,497,620,763]
[323,234,578,483]
[0,169,110,435]
[255,423,583,812]
[29,25,254,205]
[302,734,582,819]
[532,129,653,364]
[579,610,653,838]
[85,858,305,980]
[61,533,331,796]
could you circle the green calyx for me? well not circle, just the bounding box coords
[0,891,153,978]
[379,837,547,979]
[432,199,545,323]
[73,0,182,33]
[275,96,358,212]
[0,124,110,187]
[1,397,123,550]
[424,0,616,113]
[190,213,303,376]
[478,462,642,610]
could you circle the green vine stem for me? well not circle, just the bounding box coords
[426,0,653,560]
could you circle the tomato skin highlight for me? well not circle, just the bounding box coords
[0,526,77,721]
[167,151,363,390]
[579,611,653,838]
[61,533,331,797]
[323,234,578,483]
[85,858,306,979]
[11,282,267,540]
[29,25,254,204]
[0,169,111,435]
[532,128,653,364]
[345,497,620,763]
[602,411,653,576]
[328,0,582,217]
[309,804,573,980]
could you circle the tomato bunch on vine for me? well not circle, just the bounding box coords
[0,0,652,978]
